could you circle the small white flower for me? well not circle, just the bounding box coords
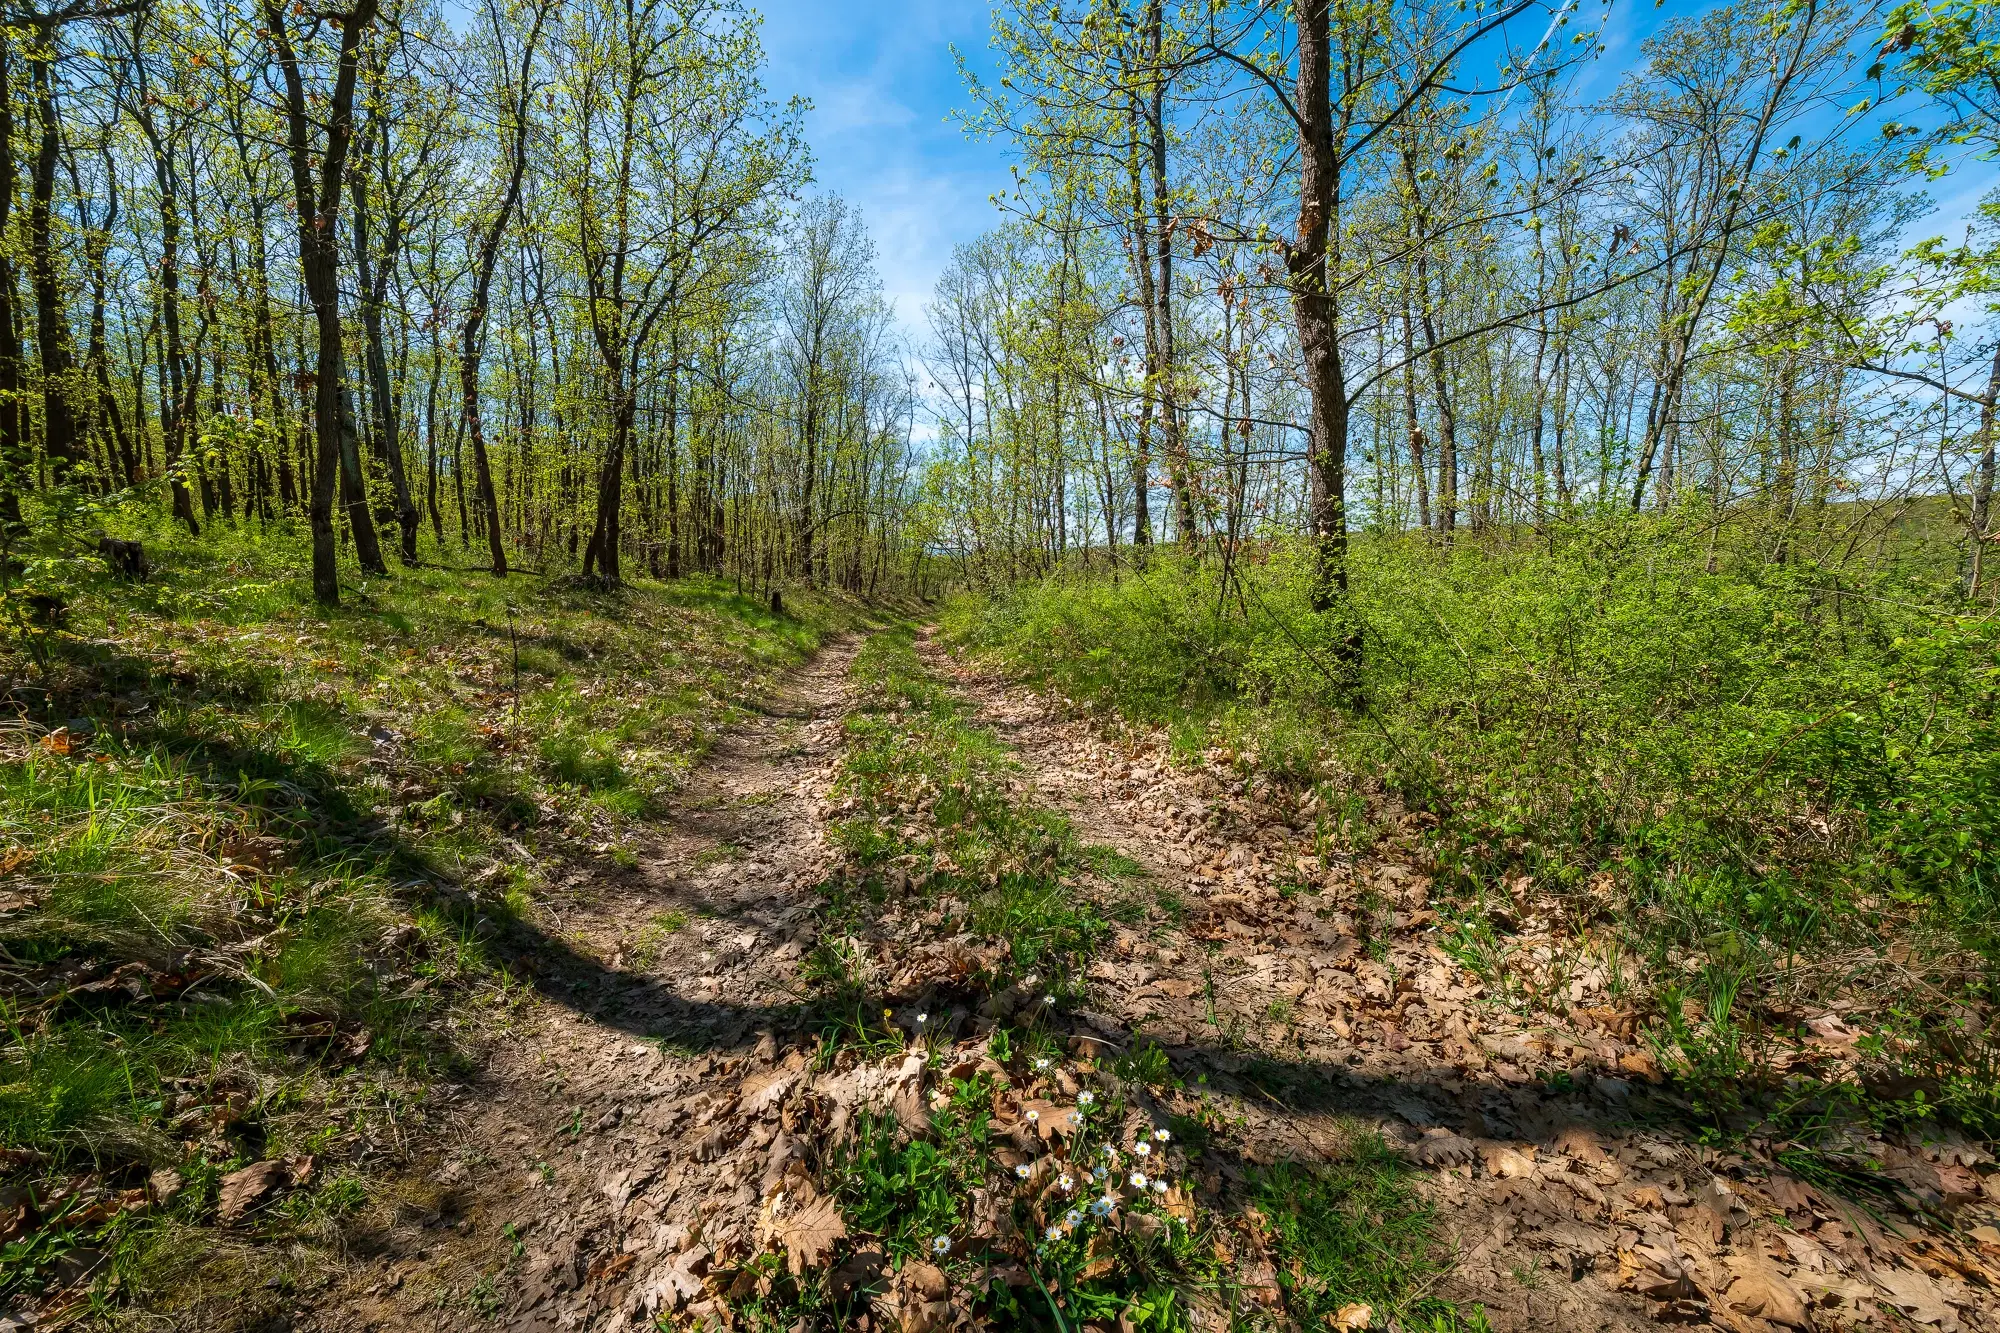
[1130,1172,1147,1189]
[1025,1108,1040,1123]
[1090,1196,1115,1217]
[1069,1111,1083,1126]
[916,1013,929,1025]
[931,1235,950,1255]
[1076,1091,1095,1106]
[1016,1163,1032,1179]
[1033,1057,1051,1071]
[1043,994,1056,1006]
[1058,1174,1074,1191]
[1133,1141,1152,1158]
[1151,1178,1168,1194]
[1048,1225,1065,1241]
[1064,1209,1082,1226]
[1092,1166,1108,1182]
[1154,1128,1171,1143]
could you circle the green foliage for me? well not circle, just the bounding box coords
[815,628,1107,992]
[0,518,859,1308]
[946,521,2000,1132]
[1253,1137,1488,1332]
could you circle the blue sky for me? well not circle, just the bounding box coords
[752,1,1992,350]
[757,1,1009,339]
[750,0,1688,341]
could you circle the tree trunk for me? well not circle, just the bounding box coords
[265,0,379,604]
[28,45,82,483]
[1966,343,2000,598]
[1286,0,1356,661]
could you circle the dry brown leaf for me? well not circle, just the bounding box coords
[1332,1301,1372,1329]
[1482,1145,1536,1179]
[1875,1266,1951,1326]
[1722,1259,1809,1328]
[1552,1124,1608,1165]
[217,1160,288,1222]
[1410,1131,1476,1167]
[771,1193,847,1275]
[1018,1098,1078,1140]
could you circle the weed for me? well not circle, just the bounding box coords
[1252,1133,1484,1330]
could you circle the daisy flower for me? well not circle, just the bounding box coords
[931,1235,950,1255]
[1130,1172,1148,1189]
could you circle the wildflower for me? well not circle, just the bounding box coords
[1043,994,1056,1006]
[1058,1174,1074,1192]
[1130,1172,1148,1189]
[1025,1108,1040,1124]
[1151,1178,1168,1194]
[1016,1164,1032,1180]
[931,1235,951,1255]
[1133,1141,1152,1158]
[1048,1225,1066,1241]
[1076,1091,1095,1106]
[1068,1111,1083,1127]
[1154,1128,1171,1143]
[1064,1209,1082,1227]
[916,1012,929,1026]
[1092,1166,1108,1182]
[1090,1196,1116,1217]
[1033,1057,1051,1072]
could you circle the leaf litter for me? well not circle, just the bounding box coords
[297,627,2000,1333]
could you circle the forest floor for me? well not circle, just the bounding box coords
[290,624,2000,1333]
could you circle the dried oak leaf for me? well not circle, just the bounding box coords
[1482,1145,1536,1179]
[1017,1098,1077,1141]
[770,1192,847,1276]
[1722,1258,1809,1329]
[1874,1266,1952,1326]
[217,1160,288,1222]
[1552,1124,1609,1165]
[1409,1130,1477,1167]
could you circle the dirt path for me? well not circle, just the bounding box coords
[306,635,865,1333]
[302,627,2000,1333]
[924,630,2000,1333]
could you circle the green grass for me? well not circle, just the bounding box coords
[943,518,2000,1140]
[812,628,1107,996]
[1253,1137,1489,1332]
[0,512,865,1317]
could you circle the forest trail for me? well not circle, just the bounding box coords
[305,627,1997,1333]
[307,634,868,1332]
[922,632,2000,1333]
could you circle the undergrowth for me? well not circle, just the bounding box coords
[771,626,1484,1331]
[806,627,1107,1006]
[0,514,853,1322]
[942,523,2000,1144]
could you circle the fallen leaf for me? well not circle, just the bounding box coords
[1875,1266,1951,1326]
[217,1160,288,1221]
[1483,1145,1536,1179]
[1552,1124,1609,1165]
[1722,1258,1809,1328]
[1018,1098,1078,1140]
[1410,1131,1476,1166]
[771,1192,847,1275]
[1332,1302,1372,1329]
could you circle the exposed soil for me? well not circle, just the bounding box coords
[296,627,2000,1333]
[302,634,865,1332]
